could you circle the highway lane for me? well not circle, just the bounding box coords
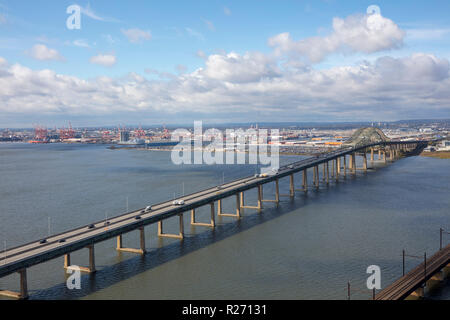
[0,176,266,269]
[0,174,261,265]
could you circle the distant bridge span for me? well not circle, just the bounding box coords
[0,137,432,299]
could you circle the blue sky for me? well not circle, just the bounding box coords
[1,0,450,127]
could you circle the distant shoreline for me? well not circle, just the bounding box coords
[420,151,450,159]
[109,145,317,156]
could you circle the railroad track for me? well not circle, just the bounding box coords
[376,245,450,300]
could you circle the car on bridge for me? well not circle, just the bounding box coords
[173,200,185,206]
[255,173,269,178]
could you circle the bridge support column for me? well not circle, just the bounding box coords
[350,154,356,175]
[335,159,339,182]
[313,165,316,186]
[139,228,146,254]
[191,205,215,228]
[363,153,367,172]
[64,253,71,269]
[337,157,341,175]
[116,235,122,251]
[302,169,308,192]
[217,200,222,216]
[241,187,264,212]
[326,162,330,185]
[258,185,263,211]
[116,227,147,255]
[64,245,96,273]
[410,286,425,299]
[444,264,450,278]
[0,268,29,300]
[371,148,374,162]
[236,193,242,216]
[430,271,444,282]
[262,180,280,204]
[19,269,28,299]
[218,194,242,218]
[322,163,326,182]
[88,245,96,273]
[240,192,245,215]
[313,166,319,189]
[378,149,382,161]
[290,174,295,197]
[343,156,347,178]
[331,160,335,178]
[275,179,280,203]
[158,215,184,240]
[294,170,306,192]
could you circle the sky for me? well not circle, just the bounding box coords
[0,0,450,127]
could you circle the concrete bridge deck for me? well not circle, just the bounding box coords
[0,140,429,299]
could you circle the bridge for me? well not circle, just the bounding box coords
[0,129,431,299]
[376,244,450,300]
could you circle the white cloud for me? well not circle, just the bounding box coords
[27,44,65,61]
[80,3,119,22]
[269,13,405,63]
[1,11,449,123]
[374,53,450,82]
[121,28,152,43]
[89,53,116,67]
[199,51,280,83]
[0,53,449,121]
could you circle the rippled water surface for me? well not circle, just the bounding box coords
[0,143,448,300]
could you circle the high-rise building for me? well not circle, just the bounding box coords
[120,131,130,143]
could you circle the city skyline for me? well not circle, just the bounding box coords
[1,0,450,127]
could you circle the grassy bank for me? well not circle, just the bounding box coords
[420,151,450,159]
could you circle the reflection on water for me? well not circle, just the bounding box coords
[0,143,448,300]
